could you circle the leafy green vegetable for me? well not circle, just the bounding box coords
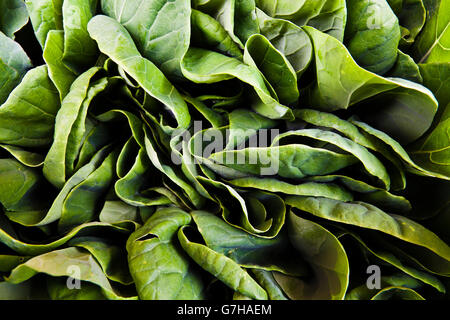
[6,247,135,299]
[245,33,299,104]
[255,0,347,41]
[412,0,450,63]
[345,0,401,74]
[0,31,32,104]
[62,0,98,73]
[101,0,191,80]
[181,47,294,119]
[190,9,243,59]
[127,207,204,299]
[256,8,312,76]
[178,225,268,300]
[304,26,438,144]
[388,50,423,82]
[87,15,191,129]
[43,30,77,99]
[388,0,427,47]
[0,0,29,39]
[273,211,349,300]
[25,0,63,47]
[0,65,59,147]
[0,0,449,301]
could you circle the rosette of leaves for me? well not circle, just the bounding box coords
[0,0,448,301]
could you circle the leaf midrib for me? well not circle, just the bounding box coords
[419,19,450,63]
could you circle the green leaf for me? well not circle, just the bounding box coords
[0,65,59,147]
[388,50,423,83]
[303,26,439,144]
[43,30,77,100]
[345,272,424,300]
[234,0,260,44]
[0,31,32,105]
[43,67,102,188]
[256,8,312,76]
[25,0,62,47]
[0,144,44,167]
[286,196,450,275]
[7,146,111,227]
[190,9,243,59]
[387,0,427,47]
[178,225,268,300]
[255,0,347,41]
[190,210,308,274]
[251,269,288,300]
[371,286,425,300]
[69,236,133,285]
[341,230,445,292]
[0,220,129,256]
[0,159,51,212]
[0,0,29,39]
[193,0,259,47]
[126,207,204,300]
[58,149,118,232]
[87,15,191,129]
[274,128,391,190]
[413,0,450,63]
[273,211,349,300]
[408,62,450,177]
[409,102,450,177]
[419,61,450,108]
[345,0,401,75]
[307,175,411,213]
[227,177,353,201]
[244,34,299,105]
[144,127,204,209]
[208,144,358,179]
[46,277,107,300]
[0,254,29,272]
[197,176,275,236]
[99,200,141,226]
[0,0,449,302]
[115,148,172,207]
[294,109,407,190]
[62,0,99,73]
[101,0,191,80]
[226,109,277,150]
[74,122,114,171]
[6,247,135,300]
[181,47,294,120]
[350,117,449,180]
[183,95,227,128]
